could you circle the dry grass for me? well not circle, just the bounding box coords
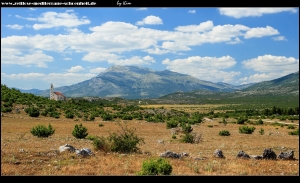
[1,109,299,176]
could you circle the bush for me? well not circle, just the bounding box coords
[237,116,248,124]
[137,158,172,175]
[180,133,197,143]
[287,125,295,129]
[72,123,88,139]
[92,136,110,152]
[65,112,74,119]
[30,124,55,138]
[166,119,179,129]
[256,119,264,125]
[25,106,40,117]
[108,124,145,154]
[259,128,264,135]
[288,128,299,135]
[239,125,256,134]
[219,130,230,136]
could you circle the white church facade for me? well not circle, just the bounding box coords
[50,84,66,101]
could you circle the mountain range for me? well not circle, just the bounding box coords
[17,65,298,99]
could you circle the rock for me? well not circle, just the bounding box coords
[59,144,76,153]
[75,148,94,157]
[214,149,225,158]
[159,150,188,159]
[262,148,277,160]
[236,150,250,159]
[278,150,295,160]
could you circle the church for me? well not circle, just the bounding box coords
[49,84,66,101]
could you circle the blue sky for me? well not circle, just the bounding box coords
[1,7,299,90]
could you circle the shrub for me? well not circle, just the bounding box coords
[256,119,264,125]
[180,133,195,143]
[137,158,172,175]
[259,128,264,135]
[25,106,40,117]
[92,136,110,152]
[107,123,145,153]
[65,112,74,119]
[239,125,256,134]
[72,123,88,139]
[30,124,55,138]
[99,123,104,127]
[288,128,299,136]
[166,119,179,129]
[287,125,295,129]
[219,130,230,136]
[237,116,248,124]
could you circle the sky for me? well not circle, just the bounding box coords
[1,7,299,90]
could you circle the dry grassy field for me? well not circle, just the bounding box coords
[1,107,299,176]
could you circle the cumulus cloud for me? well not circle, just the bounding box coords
[162,55,240,83]
[226,37,243,44]
[218,8,298,18]
[244,26,279,39]
[16,10,90,30]
[67,65,85,73]
[272,36,287,41]
[1,20,285,68]
[242,54,299,73]
[1,49,53,67]
[107,55,156,65]
[240,54,299,84]
[142,47,170,55]
[175,20,213,32]
[188,10,196,14]
[1,72,96,88]
[6,24,24,30]
[136,15,163,25]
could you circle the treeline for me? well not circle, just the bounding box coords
[1,84,299,123]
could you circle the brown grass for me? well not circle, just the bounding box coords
[1,109,299,176]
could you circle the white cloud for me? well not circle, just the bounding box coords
[142,47,170,55]
[272,36,287,41]
[136,8,147,10]
[242,54,299,73]
[108,56,156,65]
[244,26,279,39]
[1,49,53,68]
[218,8,298,18]
[1,72,96,88]
[239,72,282,84]
[1,20,286,68]
[29,8,37,11]
[188,10,196,14]
[82,52,121,62]
[67,65,84,73]
[6,24,24,30]
[161,41,191,51]
[162,56,240,83]
[1,72,45,79]
[15,15,37,21]
[89,67,107,74]
[136,15,163,25]
[175,20,213,32]
[226,37,243,44]
[17,10,90,30]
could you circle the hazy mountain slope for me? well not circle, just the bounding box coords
[35,65,242,99]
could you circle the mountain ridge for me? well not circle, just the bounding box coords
[15,65,298,99]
